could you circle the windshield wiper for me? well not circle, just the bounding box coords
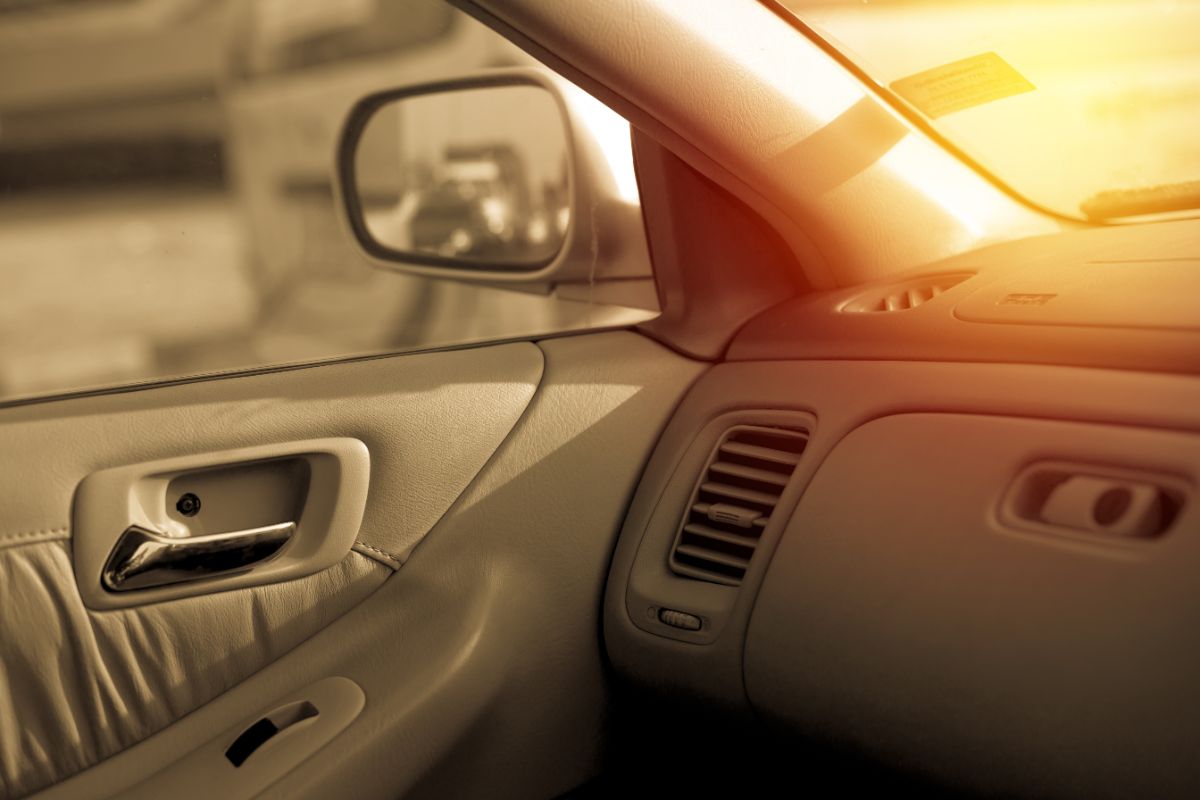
[1081,180,1200,220]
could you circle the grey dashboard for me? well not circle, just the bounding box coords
[731,216,1200,373]
[605,215,1200,798]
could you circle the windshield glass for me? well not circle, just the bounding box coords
[774,0,1200,221]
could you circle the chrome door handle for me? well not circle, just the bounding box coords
[102,521,295,592]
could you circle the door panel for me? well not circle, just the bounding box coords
[1,341,542,797]
[2,331,701,799]
[0,341,545,569]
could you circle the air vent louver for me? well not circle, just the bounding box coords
[669,426,808,586]
[842,273,973,313]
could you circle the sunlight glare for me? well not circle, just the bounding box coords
[563,86,642,203]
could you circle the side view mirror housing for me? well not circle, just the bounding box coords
[334,67,648,285]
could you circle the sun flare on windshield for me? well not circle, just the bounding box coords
[778,0,1200,220]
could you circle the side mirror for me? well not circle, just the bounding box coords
[335,68,646,284]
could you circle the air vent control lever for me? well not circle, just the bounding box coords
[706,503,762,528]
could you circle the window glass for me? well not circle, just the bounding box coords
[778,0,1200,221]
[0,0,655,403]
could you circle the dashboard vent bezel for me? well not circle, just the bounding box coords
[841,272,974,313]
[668,425,809,586]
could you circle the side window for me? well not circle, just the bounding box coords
[0,0,657,404]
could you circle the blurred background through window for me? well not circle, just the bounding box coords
[0,0,655,403]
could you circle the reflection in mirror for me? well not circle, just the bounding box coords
[354,84,571,267]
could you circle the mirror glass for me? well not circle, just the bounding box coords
[353,84,571,268]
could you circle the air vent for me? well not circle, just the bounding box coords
[669,426,808,586]
[842,273,973,313]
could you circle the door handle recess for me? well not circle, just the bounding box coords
[102,521,295,592]
[75,438,369,609]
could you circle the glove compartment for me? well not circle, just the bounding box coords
[744,413,1200,799]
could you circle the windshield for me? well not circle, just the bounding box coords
[773,0,1200,221]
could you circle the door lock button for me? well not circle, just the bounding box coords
[176,492,202,517]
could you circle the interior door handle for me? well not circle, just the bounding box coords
[102,521,295,592]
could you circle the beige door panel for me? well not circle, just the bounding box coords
[2,542,385,800]
[0,341,545,567]
[24,332,702,800]
[1,341,547,799]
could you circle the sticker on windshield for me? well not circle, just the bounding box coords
[890,52,1034,119]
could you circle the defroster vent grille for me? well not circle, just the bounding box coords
[841,273,973,313]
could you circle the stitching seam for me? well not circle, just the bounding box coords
[0,525,69,543]
[353,541,402,567]
[0,526,70,551]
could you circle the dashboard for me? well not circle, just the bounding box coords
[604,215,1200,798]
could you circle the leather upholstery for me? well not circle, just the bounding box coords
[0,342,545,797]
[25,332,704,800]
[0,541,386,799]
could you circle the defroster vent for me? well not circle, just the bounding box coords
[669,426,808,586]
[841,273,973,313]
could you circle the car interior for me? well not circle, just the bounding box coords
[2,0,1198,798]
